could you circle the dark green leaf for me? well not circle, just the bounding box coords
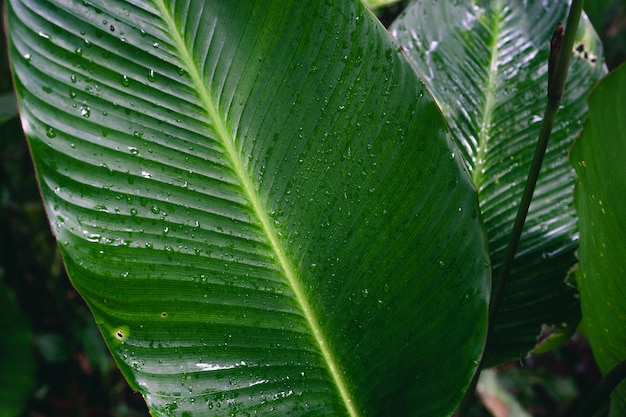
[391,0,605,366]
[7,0,490,415]
[0,92,19,125]
[0,281,35,417]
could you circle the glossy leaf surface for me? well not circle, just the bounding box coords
[571,64,626,417]
[391,0,605,366]
[7,0,490,415]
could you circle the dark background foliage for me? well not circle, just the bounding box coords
[1,1,624,416]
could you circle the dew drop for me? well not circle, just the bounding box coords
[121,74,131,86]
[80,106,91,118]
[46,127,57,138]
[148,69,156,82]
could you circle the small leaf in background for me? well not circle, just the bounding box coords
[571,63,626,416]
[0,92,19,125]
[362,0,402,11]
[34,333,71,364]
[584,0,626,70]
[0,280,35,417]
[391,0,605,366]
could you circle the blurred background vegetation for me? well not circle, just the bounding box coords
[1,1,625,416]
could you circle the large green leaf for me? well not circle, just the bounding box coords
[391,0,605,366]
[0,281,35,417]
[7,0,490,415]
[571,64,626,417]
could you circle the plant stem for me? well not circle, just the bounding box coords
[571,359,626,417]
[457,1,585,415]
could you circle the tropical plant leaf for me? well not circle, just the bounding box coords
[584,0,619,34]
[0,92,19,125]
[7,0,490,415]
[571,63,626,417]
[362,0,402,11]
[0,281,35,417]
[391,0,605,366]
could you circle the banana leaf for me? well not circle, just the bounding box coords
[7,0,490,415]
[391,0,605,366]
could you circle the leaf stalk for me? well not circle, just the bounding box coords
[571,359,626,417]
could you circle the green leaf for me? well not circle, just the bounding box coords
[7,0,490,415]
[584,0,617,33]
[0,281,35,417]
[362,0,402,11]
[0,92,19,125]
[391,0,605,366]
[571,63,626,417]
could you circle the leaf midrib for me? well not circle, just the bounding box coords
[154,2,359,416]
[472,1,504,190]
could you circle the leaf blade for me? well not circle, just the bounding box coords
[571,63,626,417]
[391,0,605,365]
[8,0,490,415]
